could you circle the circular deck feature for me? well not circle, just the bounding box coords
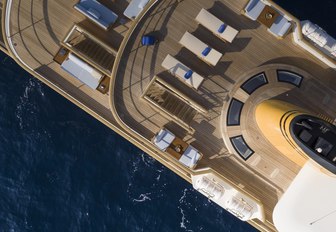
[221,64,311,161]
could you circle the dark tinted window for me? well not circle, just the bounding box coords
[230,136,254,160]
[241,73,267,94]
[277,70,303,87]
[227,98,244,126]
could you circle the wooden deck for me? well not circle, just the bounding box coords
[4,0,336,231]
[4,0,136,129]
[111,0,336,228]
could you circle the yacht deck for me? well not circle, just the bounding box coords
[3,0,336,230]
[111,0,336,228]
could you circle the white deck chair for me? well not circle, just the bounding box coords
[179,145,201,168]
[244,0,266,21]
[195,8,238,43]
[153,128,175,151]
[179,32,223,66]
[123,0,149,20]
[161,54,204,90]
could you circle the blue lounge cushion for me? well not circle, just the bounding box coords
[184,70,193,79]
[87,8,101,19]
[218,24,227,33]
[202,47,211,56]
[141,35,156,46]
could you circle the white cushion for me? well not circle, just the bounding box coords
[154,129,175,151]
[179,145,201,168]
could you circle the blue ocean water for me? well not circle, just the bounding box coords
[0,51,256,232]
[0,1,335,231]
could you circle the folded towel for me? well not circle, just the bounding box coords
[218,24,227,33]
[184,70,193,79]
[202,47,211,56]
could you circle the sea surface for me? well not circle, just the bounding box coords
[0,1,335,231]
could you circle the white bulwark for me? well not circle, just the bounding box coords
[192,173,265,221]
[273,161,336,232]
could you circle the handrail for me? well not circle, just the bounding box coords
[267,0,336,69]
[2,0,193,183]
[1,0,140,156]
[108,0,194,177]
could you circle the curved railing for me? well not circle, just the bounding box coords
[267,0,336,69]
[108,0,194,180]
[1,0,132,143]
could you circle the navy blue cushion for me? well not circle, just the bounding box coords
[202,47,211,56]
[141,35,156,45]
[184,70,193,79]
[218,24,227,33]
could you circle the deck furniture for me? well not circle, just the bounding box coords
[179,145,201,168]
[74,0,118,30]
[257,5,279,28]
[195,8,239,43]
[179,31,223,66]
[268,15,291,37]
[244,0,266,21]
[154,129,201,168]
[124,0,149,20]
[61,53,104,89]
[161,54,204,90]
[141,35,158,46]
[153,128,176,151]
[166,136,190,160]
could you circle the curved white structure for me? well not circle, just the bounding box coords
[192,173,264,221]
[273,161,336,232]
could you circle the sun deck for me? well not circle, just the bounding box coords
[3,0,336,231]
[111,0,336,228]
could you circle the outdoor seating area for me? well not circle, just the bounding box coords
[153,128,201,168]
[179,31,223,66]
[61,53,104,89]
[74,0,118,30]
[268,14,291,37]
[244,0,291,38]
[195,8,239,43]
[244,0,266,21]
[124,0,149,20]
[161,54,204,90]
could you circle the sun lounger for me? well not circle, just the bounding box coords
[74,0,118,30]
[179,32,223,66]
[161,54,204,90]
[124,0,149,20]
[195,8,238,43]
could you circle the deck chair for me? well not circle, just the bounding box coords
[179,31,223,66]
[161,54,204,90]
[153,128,175,151]
[195,8,239,43]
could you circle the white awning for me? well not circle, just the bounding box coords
[273,161,336,232]
[61,53,103,89]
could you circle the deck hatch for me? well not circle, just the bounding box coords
[230,135,254,160]
[227,98,244,126]
[277,70,303,87]
[241,73,267,94]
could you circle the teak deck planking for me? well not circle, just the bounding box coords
[4,0,336,231]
